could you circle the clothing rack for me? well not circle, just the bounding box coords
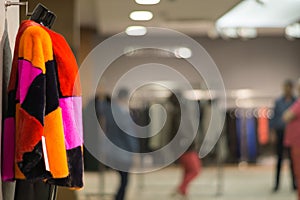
[5,1,56,28]
[4,1,32,16]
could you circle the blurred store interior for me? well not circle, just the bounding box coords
[2,0,300,199]
[79,1,300,199]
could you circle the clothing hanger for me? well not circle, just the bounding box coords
[30,3,56,29]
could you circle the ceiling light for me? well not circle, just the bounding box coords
[174,47,192,59]
[238,28,257,38]
[135,0,160,5]
[125,26,147,36]
[220,28,238,38]
[285,23,300,38]
[130,11,153,21]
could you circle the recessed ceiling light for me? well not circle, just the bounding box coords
[135,0,160,5]
[238,28,257,38]
[220,28,238,38]
[130,11,153,21]
[285,23,300,38]
[174,47,192,59]
[125,26,147,36]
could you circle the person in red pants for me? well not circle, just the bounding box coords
[283,79,300,200]
[168,93,202,199]
[171,140,201,200]
[177,148,202,198]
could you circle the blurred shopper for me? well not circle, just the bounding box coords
[270,80,297,192]
[169,94,202,199]
[283,78,300,200]
[175,143,201,200]
[97,88,139,200]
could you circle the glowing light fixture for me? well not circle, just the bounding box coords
[135,0,160,5]
[125,26,147,36]
[130,11,153,21]
[219,27,257,39]
[174,47,192,59]
[219,28,238,39]
[285,23,300,38]
[237,28,257,38]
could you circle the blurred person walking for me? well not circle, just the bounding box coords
[283,78,300,200]
[270,80,297,192]
[175,143,201,200]
[97,88,139,200]
[168,94,202,200]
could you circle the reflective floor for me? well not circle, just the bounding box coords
[77,161,296,200]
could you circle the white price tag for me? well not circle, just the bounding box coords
[42,136,50,171]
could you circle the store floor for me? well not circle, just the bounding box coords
[77,161,297,200]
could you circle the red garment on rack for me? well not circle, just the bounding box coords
[257,107,269,145]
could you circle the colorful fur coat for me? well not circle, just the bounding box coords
[2,20,83,189]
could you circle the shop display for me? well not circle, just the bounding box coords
[1,3,84,200]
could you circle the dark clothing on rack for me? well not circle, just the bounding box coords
[225,111,239,163]
[236,113,258,162]
[246,116,257,162]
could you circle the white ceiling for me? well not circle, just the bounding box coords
[79,0,300,36]
[216,0,300,28]
[79,0,240,35]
